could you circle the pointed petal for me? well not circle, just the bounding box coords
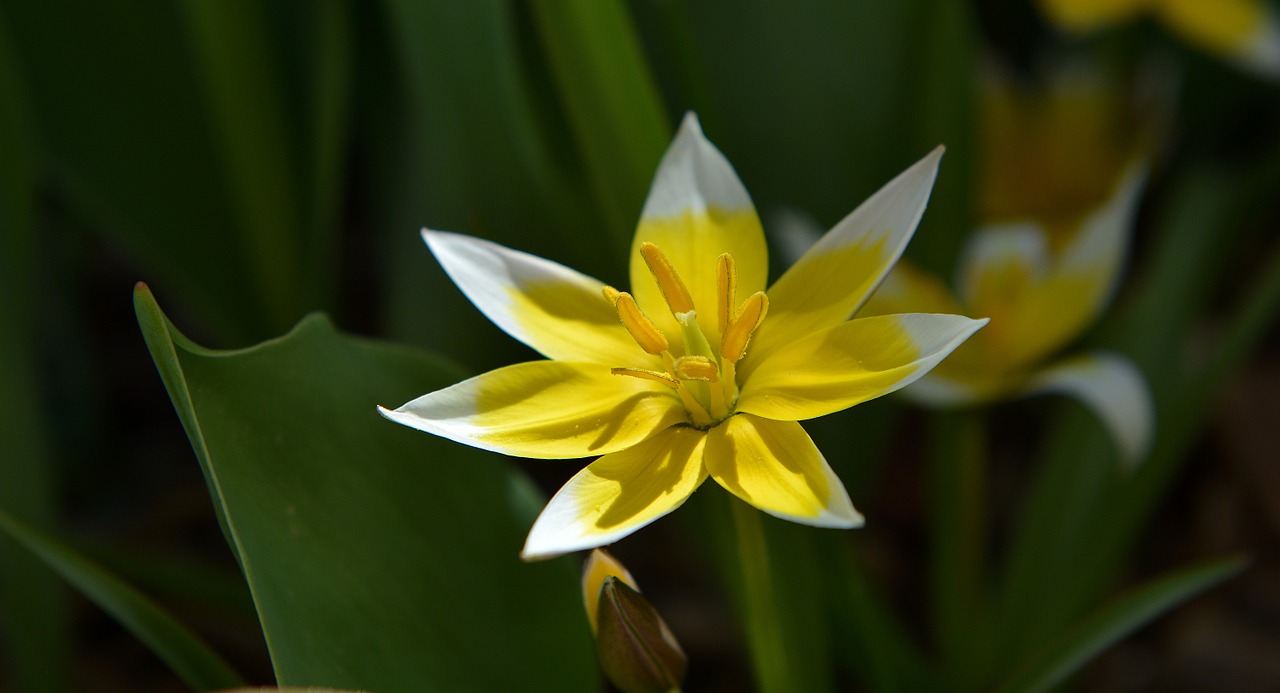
[631,113,767,341]
[737,313,988,421]
[704,415,862,528]
[425,230,652,366]
[748,147,944,364]
[521,427,708,560]
[379,361,685,459]
[1024,352,1154,466]
[960,166,1144,369]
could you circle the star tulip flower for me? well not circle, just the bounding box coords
[1039,0,1280,80]
[862,76,1153,464]
[380,114,987,559]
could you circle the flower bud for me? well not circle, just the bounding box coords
[582,549,687,693]
[595,577,687,693]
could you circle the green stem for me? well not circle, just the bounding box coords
[929,408,988,687]
[731,499,793,693]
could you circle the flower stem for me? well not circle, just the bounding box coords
[730,499,789,691]
[728,498,833,693]
[928,408,988,688]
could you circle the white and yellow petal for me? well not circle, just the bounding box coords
[521,427,708,560]
[378,361,685,459]
[631,113,768,339]
[704,415,862,528]
[984,166,1143,368]
[425,229,652,366]
[737,313,988,421]
[748,147,944,365]
[1023,351,1154,466]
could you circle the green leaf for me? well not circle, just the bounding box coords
[217,689,368,693]
[995,555,1245,693]
[828,537,935,693]
[0,507,244,691]
[927,409,988,687]
[180,0,306,330]
[369,0,600,358]
[530,0,670,258]
[134,284,596,692]
[0,11,70,691]
[899,0,977,276]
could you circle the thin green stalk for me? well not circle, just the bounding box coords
[929,408,988,688]
[731,499,794,693]
[729,499,834,693]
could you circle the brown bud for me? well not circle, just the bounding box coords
[595,576,687,693]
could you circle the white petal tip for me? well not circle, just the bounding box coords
[678,111,704,136]
[1026,352,1154,467]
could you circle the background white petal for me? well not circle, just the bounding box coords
[1024,351,1155,467]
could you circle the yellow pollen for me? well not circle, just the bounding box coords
[721,291,769,362]
[674,356,719,382]
[716,253,736,334]
[610,367,679,388]
[601,285,621,305]
[613,292,669,355]
[640,242,695,314]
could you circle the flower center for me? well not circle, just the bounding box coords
[604,242,768,429]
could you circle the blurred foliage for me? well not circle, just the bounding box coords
[0,0,1276,690]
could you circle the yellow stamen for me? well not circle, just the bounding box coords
[716,253,736,334]
[601,285,621,305]
[610,367,679,388]
[721,291,769,362]
[640,242,695,314]
[674,356,719,382]
[614,292,668,355]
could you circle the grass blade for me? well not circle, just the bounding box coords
[0,507,244,691]
[995,555,1246,693]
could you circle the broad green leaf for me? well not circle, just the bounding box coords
[0,507,244,691]
[995,556,1245,693]
[134,284,595,692]
[0,12,70,692]
[530,0,670,257]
